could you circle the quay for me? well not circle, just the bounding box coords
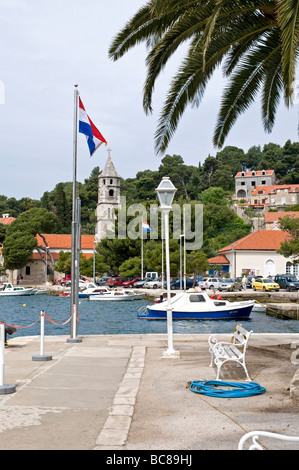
[1,332,299,450]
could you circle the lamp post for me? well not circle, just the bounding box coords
[155,177,180,358]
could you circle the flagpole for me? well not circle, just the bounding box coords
[141,229,143,280]
[68,85,81,343]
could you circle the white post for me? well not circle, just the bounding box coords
[163,211,179,358]
[0,322,16,394]
[32,312,52,361]
[40,312,45,356]
[72,304,77,339]
[0,323,4,387]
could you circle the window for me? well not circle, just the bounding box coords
[241,181,245,186]
[189,295,206,303]
[251,181,256,186]
[25,266,30,275]
[109,189,114,197]
[261,180,266,185]
[110,179,113,184]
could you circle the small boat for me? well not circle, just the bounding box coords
[32,288,49,295]
[0,283,35,296]
[78,283,111,298]
[138,290,255,320]
[90,289,144,301]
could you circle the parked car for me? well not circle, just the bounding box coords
[134,278,151,288]
[252,278,280,292]
[122,277,141,288]
[199,277,222,290]
[145,272,159,280]
[218,278,243,292]
[96,276,109,286]
[143,278,163,289]
[105,276,124,287]
[246,275,262,288]
[168,277,197,290]
[59,274,71,286]
[274,274,299,291]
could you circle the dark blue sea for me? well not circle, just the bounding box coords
[1,294,299,338]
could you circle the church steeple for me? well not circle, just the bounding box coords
[96,147,120,241]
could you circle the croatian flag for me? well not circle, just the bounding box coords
[79,97,107,156]
[142,221,151,233]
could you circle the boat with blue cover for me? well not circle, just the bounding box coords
[138,291,255,320]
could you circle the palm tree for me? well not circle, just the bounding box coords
[109,0,299,154]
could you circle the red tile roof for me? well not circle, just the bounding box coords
[218,230,290,252]
[265,211,299,223]
[0,216,15,225]
[235,170,274,177]
[251,184,299,195]
[36,234,96,250]
[208,255,229,265]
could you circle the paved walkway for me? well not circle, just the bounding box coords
[1,332,299,450]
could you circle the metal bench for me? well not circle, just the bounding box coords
[208,324,252,381]
[238,430,299,450]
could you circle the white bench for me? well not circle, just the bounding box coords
[238,430,299,450]
[208,324,252,381]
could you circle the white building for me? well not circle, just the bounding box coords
[209,230,297,278]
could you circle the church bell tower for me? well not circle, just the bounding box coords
[96,147,120,241]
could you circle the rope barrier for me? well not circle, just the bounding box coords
[4,311,76,330]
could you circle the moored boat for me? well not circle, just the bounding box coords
[78,283,111,298]
[138,291,255,320]
[90,289,144,301]
[0,283,35,296]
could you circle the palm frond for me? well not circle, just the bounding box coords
[213,36,282,147]
[276,0,299,106]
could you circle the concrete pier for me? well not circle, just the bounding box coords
[1,333,299,450]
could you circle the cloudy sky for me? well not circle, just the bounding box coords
[1,0,298,201]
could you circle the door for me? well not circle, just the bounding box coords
[265,259,275,277]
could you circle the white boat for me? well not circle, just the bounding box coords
[79,283,112,298]
[0,283,35,296]
[138,290,255,320]
[90,289,145,301]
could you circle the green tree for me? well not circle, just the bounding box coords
[186,250,209,284]
[2,208,58,270]
[119,257,141,277]
[109,1,299,153]
[277,215,299,260]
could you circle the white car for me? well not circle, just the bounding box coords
[143,278,163,289]
[199,277,222,290]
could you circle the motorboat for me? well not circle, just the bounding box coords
[0,283,35,296]
[138,290,255,320]
[89,289,145,301]
[78,283,112,298]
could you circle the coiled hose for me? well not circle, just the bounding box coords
[189,380,266,398]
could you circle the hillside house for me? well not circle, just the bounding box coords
[235,170,276,199]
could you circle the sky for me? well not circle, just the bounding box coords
[1,0,298,201]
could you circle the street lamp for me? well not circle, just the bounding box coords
[155,177,180,358]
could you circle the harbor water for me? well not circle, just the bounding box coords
[1,294,299,338]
